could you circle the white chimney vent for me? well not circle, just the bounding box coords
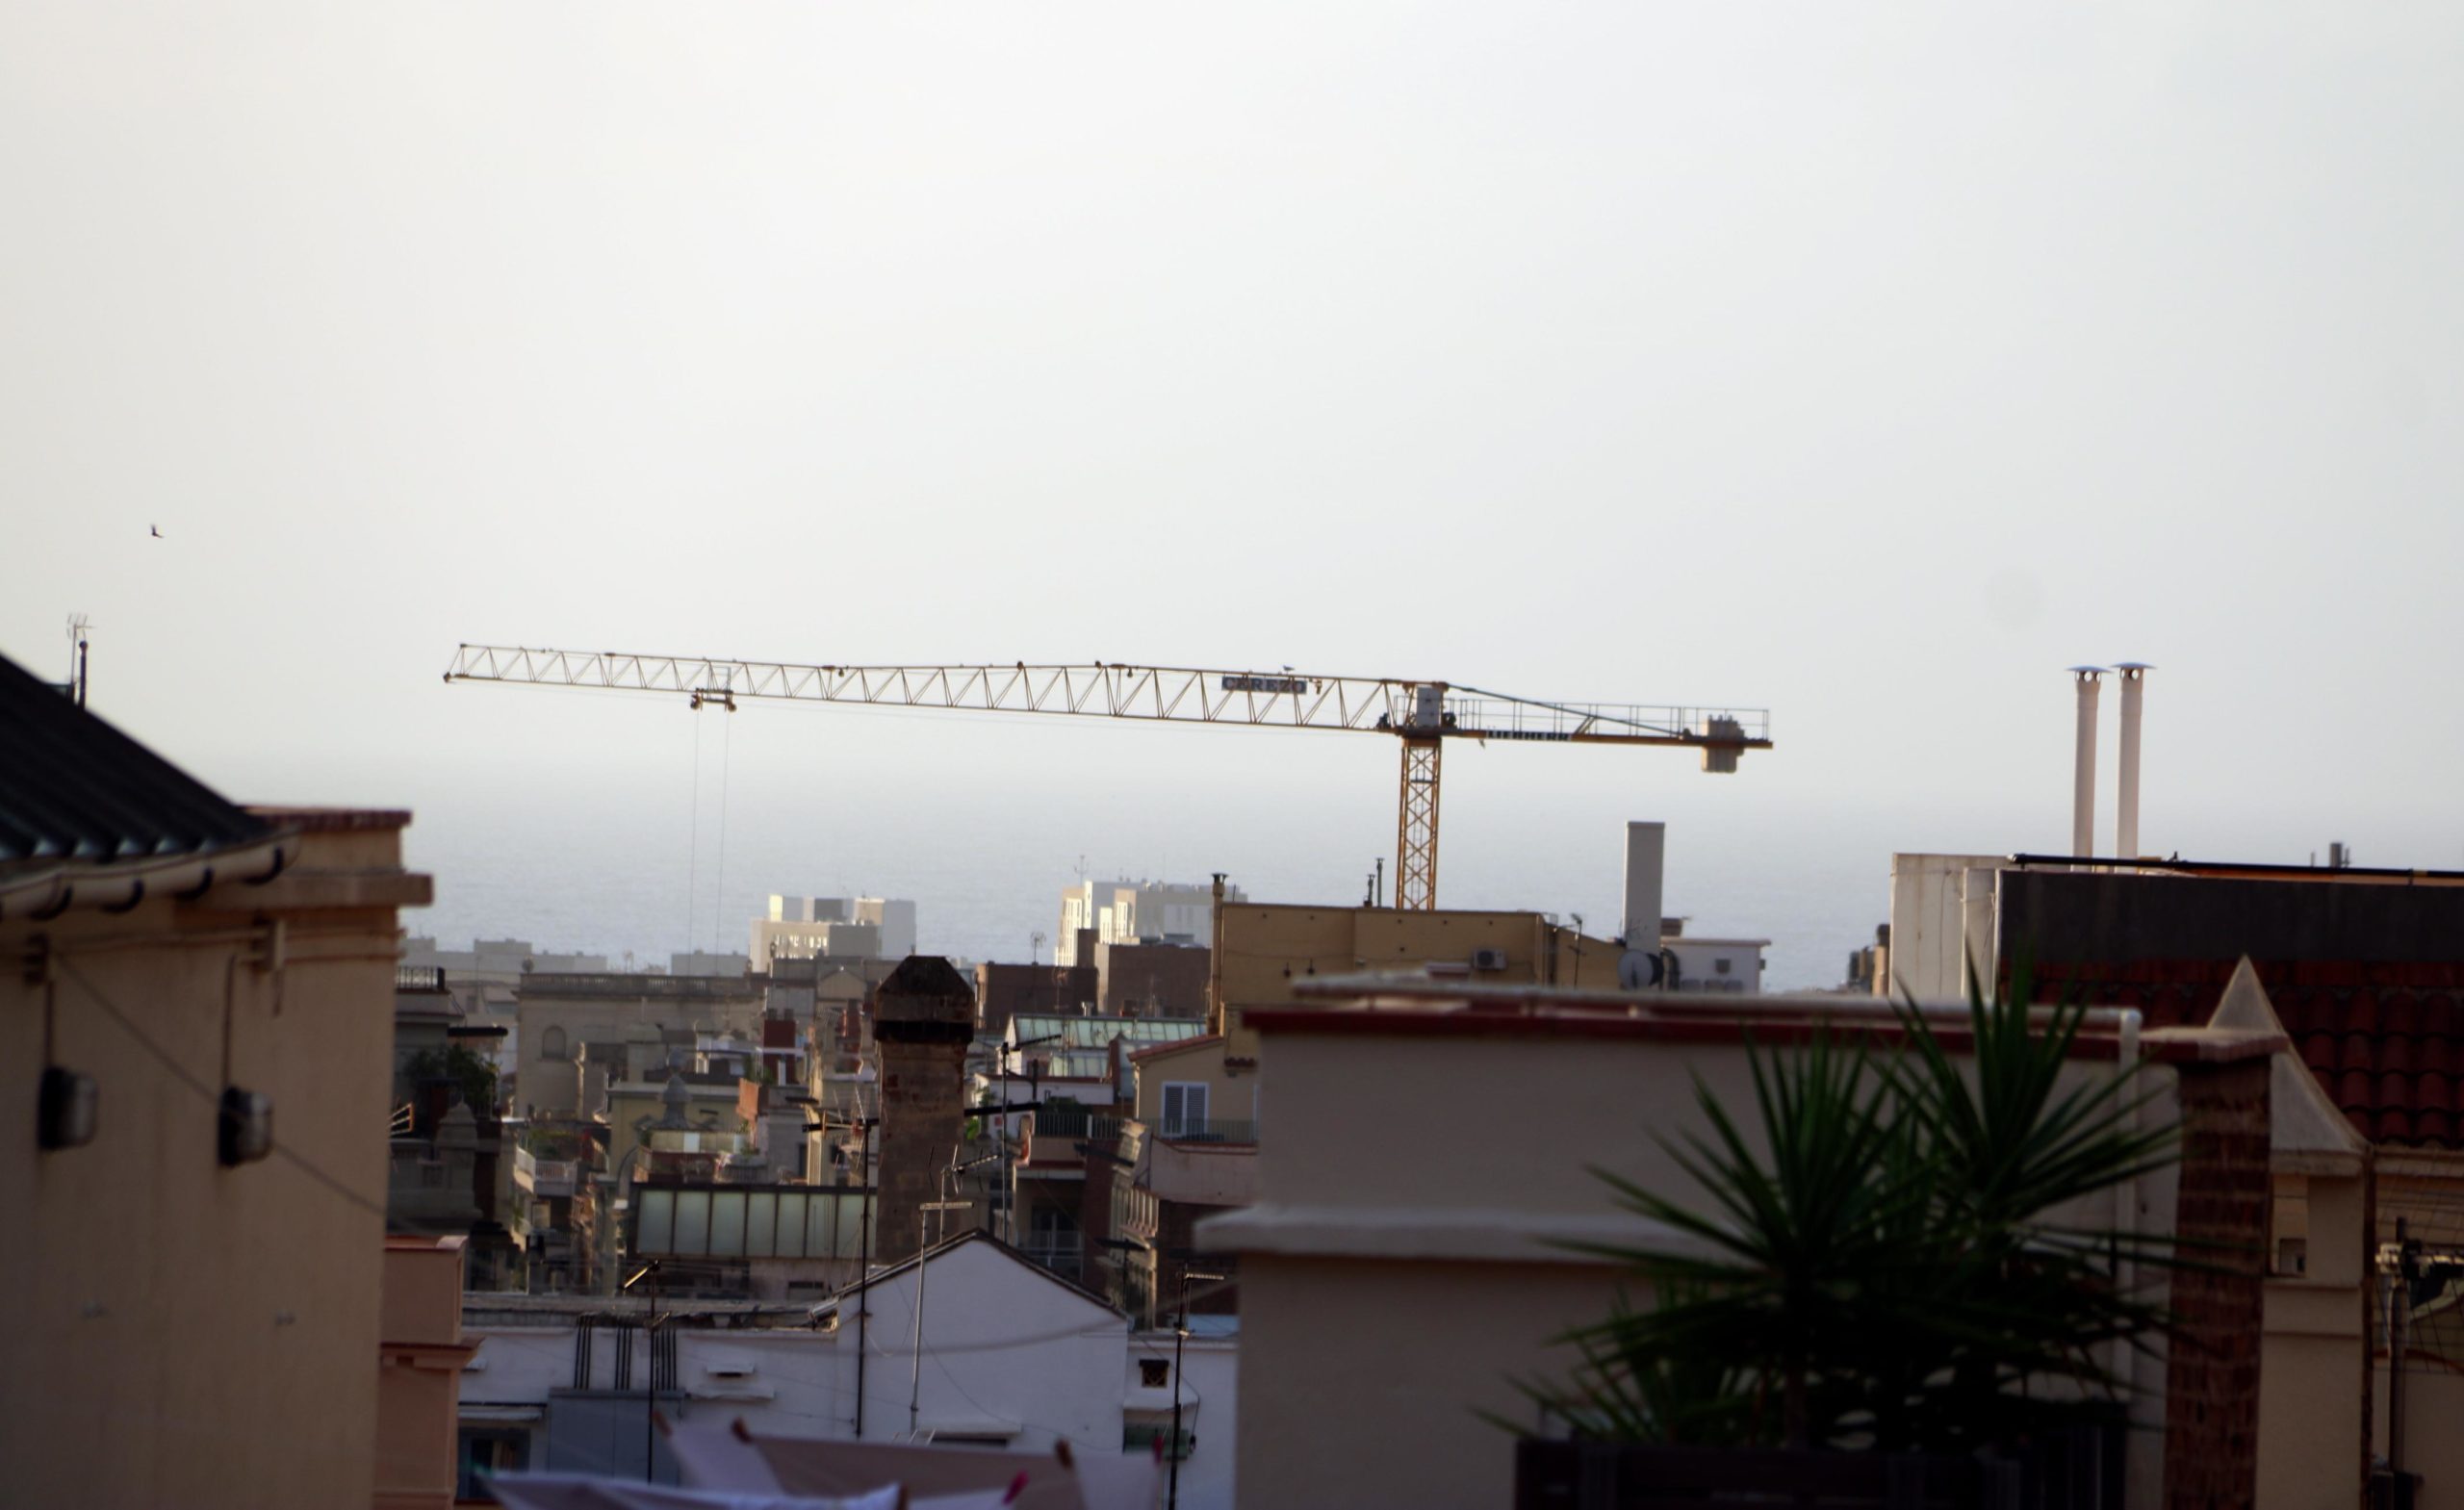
[2114,663,2150,859]
[2068,668,2105,862]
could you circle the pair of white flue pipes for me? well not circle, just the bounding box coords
[2070,664,2151,861]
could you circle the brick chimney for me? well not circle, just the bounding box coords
[870,956,975,1264]
[2145,997,2280,1510]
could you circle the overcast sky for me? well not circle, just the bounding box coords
[6,2,2461,922]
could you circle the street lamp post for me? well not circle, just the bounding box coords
[1170,1269,1225,1510]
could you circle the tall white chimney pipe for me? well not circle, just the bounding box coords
[2115,663,2149,859]
[2069,668,2104,860]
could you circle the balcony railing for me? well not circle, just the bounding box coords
[1154,1118,1255,1145]
[515,1146,578,1198]
[1026,1107,1127,1149]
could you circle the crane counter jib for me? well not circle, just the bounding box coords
[442,643,1771,910]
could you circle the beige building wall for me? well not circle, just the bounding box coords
[1202,999,2169,1510]
[374,1236,475,1510]
[604,1080,749,1174]
[1210,903,1611,1057]
[516,978,762,1116]
[1130,1037,1255,1128]
[2259,1166,2373,1510]
[0,810,428,1510]
[2376,1372,2464,1510]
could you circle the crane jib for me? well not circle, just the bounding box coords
[443,644,1768,909]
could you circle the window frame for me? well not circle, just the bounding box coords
[1160,1082,1208,1138]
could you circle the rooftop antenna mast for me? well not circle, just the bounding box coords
[64,615,90,708]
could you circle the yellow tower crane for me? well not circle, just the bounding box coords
[443,645,1771,910]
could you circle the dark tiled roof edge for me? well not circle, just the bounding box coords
[0,653,269,868]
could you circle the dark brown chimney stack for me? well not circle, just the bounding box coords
[870,956,976,1263]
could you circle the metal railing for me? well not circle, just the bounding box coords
[514,1146,578,1196]
[1029,1108,1127,1144]
[1154,1118,1256,1145]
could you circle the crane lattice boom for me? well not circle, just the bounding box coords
[444,644,1770,909]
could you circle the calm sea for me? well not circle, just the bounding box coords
[398,776,1900,992]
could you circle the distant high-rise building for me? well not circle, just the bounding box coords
[751,895,918,970]
[1055,879,1240,965]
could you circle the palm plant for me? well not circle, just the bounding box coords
[1522,960,2179,1456]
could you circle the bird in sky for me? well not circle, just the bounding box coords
[148,525,162,539]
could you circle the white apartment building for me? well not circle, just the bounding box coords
[750,896,919,971]
[1056,880,1242,965]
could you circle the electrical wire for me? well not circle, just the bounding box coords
[58,955,392,1222]
[472,1318,1126,1452]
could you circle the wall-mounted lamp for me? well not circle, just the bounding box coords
[38,1066,98,1150]
[219,1087,272,1165]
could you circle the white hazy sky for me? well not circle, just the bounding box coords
[5,3,2462,956]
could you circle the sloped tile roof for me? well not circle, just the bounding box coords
[0,652,269,870]
[2034,959,2464,1149]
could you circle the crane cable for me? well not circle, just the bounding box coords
[712,704,733,953]
[686,708,703,956]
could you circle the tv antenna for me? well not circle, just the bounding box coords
[64,615,91,708]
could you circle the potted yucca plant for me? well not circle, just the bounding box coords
[1513,967,2181,1508]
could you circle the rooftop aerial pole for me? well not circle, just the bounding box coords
[1170,1270,1227,1510]
[856,1117,874,1437]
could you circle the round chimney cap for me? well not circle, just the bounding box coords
[2066,665,2108,676]
[2113,660,2154,671]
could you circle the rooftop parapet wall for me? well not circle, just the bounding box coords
[2002,869,2464,967]
[517,972,766,1001]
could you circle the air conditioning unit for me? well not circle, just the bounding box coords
[1471,948,1508,972]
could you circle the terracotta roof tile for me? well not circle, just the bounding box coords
[2028,960,2464,1150]
[2336,1067,2374,1111]
[2300,1032,2338,1074]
